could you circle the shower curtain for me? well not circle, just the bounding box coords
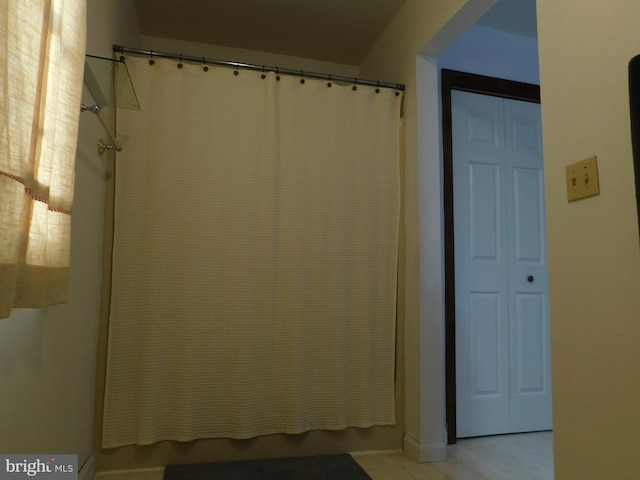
[102,56,403,447]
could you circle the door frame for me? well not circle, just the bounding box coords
[442,69,541,444]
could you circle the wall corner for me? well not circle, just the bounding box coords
[403,434,447,463]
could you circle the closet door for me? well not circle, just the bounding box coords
[453,89,552,438]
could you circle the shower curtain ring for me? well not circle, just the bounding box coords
[353,78,358,91]
[300,70,305,84]
[149,50,155,65]
[203,57,208,71]
[261,65,266,79]
[376,81,380,94]
[327,74,332,88]
[178,54,183,69]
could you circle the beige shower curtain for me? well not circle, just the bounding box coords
[102,56,402,447]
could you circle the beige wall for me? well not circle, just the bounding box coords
[537,1,640,478]
[134,36,359,78]
[0,0,139,473]
[359,0,496,461]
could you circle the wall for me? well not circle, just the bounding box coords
[0,0,139,475]
[439,25,539,84]
[359,0,498,462]
[537,1,640,478]
[134,36,359,78]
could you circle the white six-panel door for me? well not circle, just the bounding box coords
[453,89,552,438]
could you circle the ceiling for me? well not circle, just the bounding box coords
[476,0,538,38]
[132,0,537,66]
[132,0,408,65]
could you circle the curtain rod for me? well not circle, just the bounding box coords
[113,45,405,92]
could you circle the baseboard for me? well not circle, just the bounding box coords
[403,435,447,463]
[350,449,403,457]
[79,455,95,480]
[93,467,165,478]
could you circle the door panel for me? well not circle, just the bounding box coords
[471,293,502,396]
[505,98,552,433]
[453,89,552,438]
[454,91,509,438]
[514,293,545,394]
[469,163,500,260]
[513,169,543,262]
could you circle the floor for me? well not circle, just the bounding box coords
[94,431,554,480]
[354,431,554,480]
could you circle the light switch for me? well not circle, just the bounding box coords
[566,156,600,202]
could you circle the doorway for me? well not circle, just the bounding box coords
[442,69,552,443]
